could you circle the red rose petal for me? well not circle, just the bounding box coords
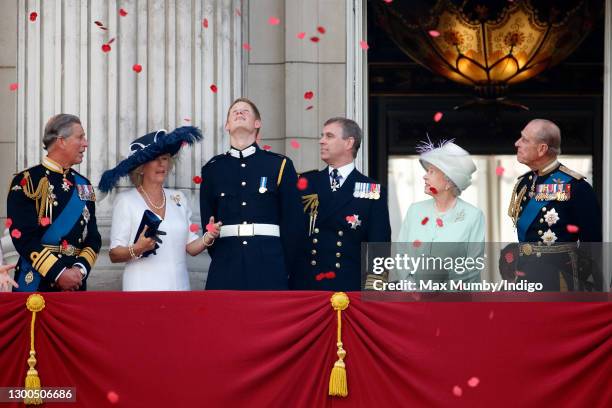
[192,176,202,184]
[452,385,463,397]
[428,30,440,37]
[305,105,314,110]
[325,271,336,279]
[108,37,116,45]
[384,0,393,3]
[297,32,306,39]
[566,224,579,234]
[310,36,320,43]
[132,64,142,73]
[235,8,241,17]
[5,218,12,228]
[107,391,119,404]
[297,177,308,191]
[262,144,272,151]
[29,12,38,22]
[203,18,209,28]
[495,166,505,176]
[101,43,111,53]
[9,83,18,91]
[189,223,199,233]
[412,240,422,248]
[304,91,314,100]
[436,218,444,227]
[317,26,326,34]
[20,178,27,186]
[315,273,324,281]
[515,270,526,277]
[39,217,51,227]
[183,117,191,122]
[359,40,369,50]
[488,310,495,320]
[210,84,218,93]
[290,139,300,149]
[61,240,69,250]
[94,21,105,27]
[421,217,429,225]
[434,112,443,122]
[11,229,21,239]
[467,377,480,388]
[429,186,438,195]
[242,42,252,51]
[504,252,514,264]
[119,8,128,17]
[268,16,280,26]
[206,222,216,233]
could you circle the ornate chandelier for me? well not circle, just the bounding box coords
[373,0,601,102]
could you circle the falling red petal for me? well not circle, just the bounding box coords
[189,223,199,233]
[29,12,38,22]
[242,43,252,51]
[9,83,18,91]
[192,176,202,184]
[310,36,320,43]
[290,140,300,149]
[94,21,104,27]
[268,16,280,25]
[210,84,218,93]
[504,252,514,264]
[304,91,314,100]
[108,37,116,44]
[11,229,21,239]
[297,177,308,191]
[315,273,324,281]
[305,105,314,110]
[495,166,505,176]
[436,218,444,227]
[61,240,69,250]
[317,26,326,34]
[20,178,27,186]
[183,118,191,122]
[429,186,438,195]
[412,240,422,248]
[488,310,495,320]
[132,64,143,73]
[203,18,209,28]
[452,386,463,397]
[325,271,336,279]
[384,0,393,3]
[107,391,119,404]
[428,30,440,37]
[421,217,429,225]
[39,217,51,227]
[119,8,128,17]
[434,112,443,122]
[4,218,12,228]
[102,44,111,53]
[262,144,272,151]
[235,8,241,17]
[205,223,216,233]
[516,270,526,277]
[297,32,306,39]
[359,40,369,50]
[566,224,579,233]
[467,377,480,388]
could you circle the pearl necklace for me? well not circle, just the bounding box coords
[139,186,166,209]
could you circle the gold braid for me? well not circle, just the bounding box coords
[20,171,51,223]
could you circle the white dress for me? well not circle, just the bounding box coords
[110,188,199,291]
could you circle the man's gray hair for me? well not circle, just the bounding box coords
[43,114,82,150]
[529,118,562,156]
[323,117,362,158]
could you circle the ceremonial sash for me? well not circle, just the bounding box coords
[15,174,89,292]
[517,171,572,242]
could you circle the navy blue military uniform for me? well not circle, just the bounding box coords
[200,143,305,290]
[289,167,391,291]
[7,157,101,291]
[509,161,602,291]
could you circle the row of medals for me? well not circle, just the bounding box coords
[353,182,380,200]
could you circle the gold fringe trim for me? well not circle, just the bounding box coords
[24,294,45,405]
[328,292,349,397]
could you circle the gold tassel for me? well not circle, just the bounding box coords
[328,292,349,397]
[24,294,45,405]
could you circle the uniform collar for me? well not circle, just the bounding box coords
[43,156,70,174]
[328,162,355,181]
[228,143,258,159]
[537,159,559,177]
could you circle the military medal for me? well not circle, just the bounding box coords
[331,179,340,192]
[353,183,360,198]
[61,177,73,192]
[25,271,34,285]
[259,176,268,193]
[77,184,96,201]
[346,214,361,229]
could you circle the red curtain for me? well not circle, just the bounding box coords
[1,292,610,407]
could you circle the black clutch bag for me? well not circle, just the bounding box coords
[134,209,163,257]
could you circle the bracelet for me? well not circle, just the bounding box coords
[128,244,142,260]
[202,232,215,248]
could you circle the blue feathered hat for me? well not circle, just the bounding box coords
[99,126,203,193]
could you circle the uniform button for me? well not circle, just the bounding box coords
[519,206,522,211]
[241,181,246,186]
[338,231,344,236]
[80,220,84,225]
[538,230,543,235]
[335,263,341,268]
[528,175,532,180]
[542,207,547,212]
[242,241,248,245]
[241,201,247,206]
[45,170,50,175]
[78,238,82,243]
[337,241,342,247]
[539,218,544,223]
[53,201,58,206]
[241,163,246,168]
[311,260,317,266]
[58,254,63,258]
[314,228,319,234]
[311,249,317,255]
[313,238,318,244]
[220,193,225,197]
[336,252,341,258]
[243,221,248,224]
[522,197,527,202]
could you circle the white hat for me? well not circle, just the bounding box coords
[417,139,476,192]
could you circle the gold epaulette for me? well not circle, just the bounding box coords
[20,172,52,223]
[277,158,287,186]
[559,165,585,180]
[508,177,527,227]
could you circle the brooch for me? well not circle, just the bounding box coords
[346,214,361,229]
[171,194,182,206]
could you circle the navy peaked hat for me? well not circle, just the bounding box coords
[99,126,202,193]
